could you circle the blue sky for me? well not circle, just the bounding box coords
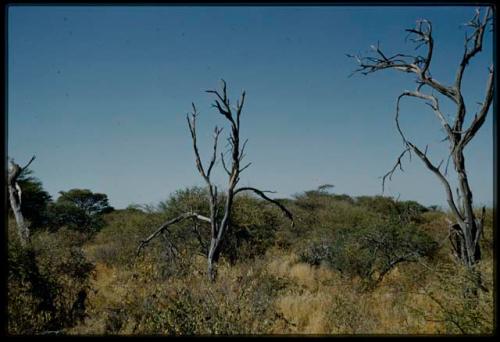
[8,5,493,209]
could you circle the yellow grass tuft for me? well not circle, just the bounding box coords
[289,263,317,290]
[276,291,333,334]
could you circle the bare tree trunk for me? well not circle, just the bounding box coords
[138,81,294,281]
[350,8,493,275]
[8,156,35,246]
[8,183,29,245]
[453,151,482,267]
[207,237,222,281]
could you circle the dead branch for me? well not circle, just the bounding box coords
[139,80,293,281]
[460,65,494,148]
[350,8,493,269]
[8,155,36,246]
[234,187,294,226]
[137,212,211,256]
[382,147,411,193]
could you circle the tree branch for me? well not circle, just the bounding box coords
[455,7,493,90]
[206,79,237,127]
[400,90,454,140]
[236,90,246,129]
[207,126,223,178]
[408,142,464,224]
[383,91,464,223]
[348,18,459,103]
[239,162,252,174]
[473,206,486,249]
[452,8,493,134]
[382,147,411,193]
[187,104,209,184]
[460,65,494,148]
[220,152,232,176]
[234,187,294,226]
[137,212,211,256]
[21,155,36,171]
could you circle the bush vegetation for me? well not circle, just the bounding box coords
[8,222,94,334]
[7,186,494,335]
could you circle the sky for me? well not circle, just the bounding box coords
[7,5,494,209]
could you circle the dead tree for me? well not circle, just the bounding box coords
[348,8,493,271]
[8,155,36,246]
[138,80,294,281]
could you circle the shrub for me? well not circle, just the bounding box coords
[290,192,380,242]
[132,187,283,266]
[407,261,494,334]
[87,209,166,269]
[47,189,114,234]
[300,219,438,285]
[8,224,94,334]
[46,203,97,233]
[74,253,287,335]
[222,194,282,264]
[355,196,428,222]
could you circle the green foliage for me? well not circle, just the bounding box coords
[109,260,286,335]
[223,194,282,263]
[87,186,284,281]
[47,189,114,233]
[158,186,211,216]
[300,219,438,284]
[132,187,283,265]
[89,209,166,269]
[9,168,52,229]
[7,183,493,335]
[56,189,114,216]
[479,208,493,260]
[290,191,380,242]
[355,196,428,222]
[47,203,93,232]
[8,222,94,334]
[408,261,494,334]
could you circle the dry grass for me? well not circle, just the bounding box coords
[65,237,495,336]
[37,203,494,336]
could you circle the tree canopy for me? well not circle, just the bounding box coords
[49,189,114,233]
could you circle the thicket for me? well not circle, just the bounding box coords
[7,186,494,335]
[7,222,94,334]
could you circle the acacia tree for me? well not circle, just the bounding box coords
[138,80,293,281]
[349,8,494,271]
[8,155,36,246]
[49,189,114,232]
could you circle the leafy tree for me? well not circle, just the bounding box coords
[48,189,113,233]
[56,189,113,216]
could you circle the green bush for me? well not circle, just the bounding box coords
[133,187,283,266]
[128,263,286,335]
[89,209,166,268]
[222,194,282,264]
[46,189,114,234]
[46,203,97,232]
[289,194,380,246]
[355,196,428,223]
[300,219,438,284]
[8,223,94,334]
